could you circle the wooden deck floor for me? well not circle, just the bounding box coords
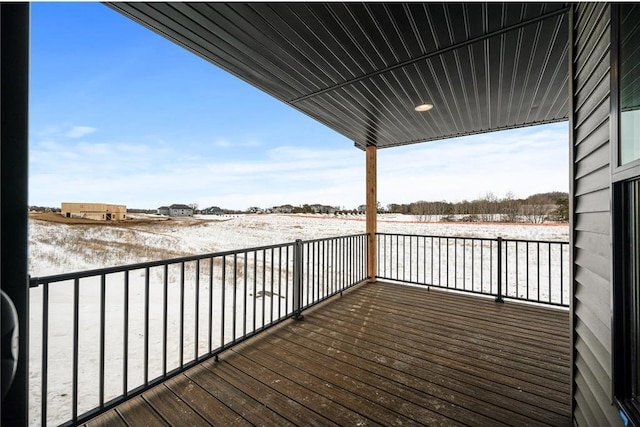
[85,281,571,427]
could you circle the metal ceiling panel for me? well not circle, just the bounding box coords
[108,2,570,149]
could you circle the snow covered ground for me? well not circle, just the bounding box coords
[27,214,569,425]
[29,213,569,276]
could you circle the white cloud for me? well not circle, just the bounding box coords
[214,139,262,148]
[65,126,97,138]
[28,123,569,211]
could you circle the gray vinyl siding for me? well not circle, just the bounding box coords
[571,3,622,426]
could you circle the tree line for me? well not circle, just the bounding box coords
[386,191,569,223]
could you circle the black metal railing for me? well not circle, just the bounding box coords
[376,233,570,307]
[28,234,368,427]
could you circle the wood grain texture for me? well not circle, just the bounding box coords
[85,282,571,427]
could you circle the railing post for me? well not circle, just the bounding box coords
[496,237,504,303]
[293,239,304,320]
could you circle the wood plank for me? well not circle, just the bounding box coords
[272,318,571,415]
[308,309,570,384]
[164,374,251,427]
[236,335,515,426]
[226,346,440,426]
[335,285,571,343]
[220,349,378,427]
[83,408,127,427]
[321,296,570,366]
[86,282,571,427]
[327,288,571,356]
[199,358,340,427]
[142,384,211,427]
[184,362,295,426]
[246,321,571,426]
[339,287,571,356]
[115,396,169,427]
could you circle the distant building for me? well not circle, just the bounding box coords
[201,206,224,215]
[61,202,127,221]
[168,204,193,217]
[309,204,338,214]
[272,204,294,213]
[157,206,170,215]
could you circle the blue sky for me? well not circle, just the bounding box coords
[29,3,569,211]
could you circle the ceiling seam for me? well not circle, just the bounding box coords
[289,6,570,105]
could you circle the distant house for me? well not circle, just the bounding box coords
[272,204,294,213]
[168,204,193,217]
[309,204,338,214]
[157,206,170,215]
[201,206,224,215]
[61,202,127,221]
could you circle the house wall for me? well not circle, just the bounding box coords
[169,208,193,217]
[61,202,127,220]
[571,3,623,426]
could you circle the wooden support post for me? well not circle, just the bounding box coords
[366,145,377,283]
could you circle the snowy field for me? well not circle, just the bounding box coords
[28,214,569,425]
[29,213,569,276]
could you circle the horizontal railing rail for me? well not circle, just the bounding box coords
[376,233,570,307]
[28,234,368,427]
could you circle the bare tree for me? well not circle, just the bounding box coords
[522,204,549,223]
[500,192,521,223]
[413,200,430,222]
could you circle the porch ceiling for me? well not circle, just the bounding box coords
[107,2,570,149]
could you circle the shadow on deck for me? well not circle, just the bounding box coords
[85,281,571,427]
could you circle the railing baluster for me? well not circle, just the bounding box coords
[41,282,49,426]
[537,242,541,302]
[208,259,213,355]
[123,271,129,396]
[243,252,247,333]
[99,274,106,408]
[560,245,564,305]
[72,278,79,424]
[195,259,200,360]
[221,256,226,348]
[179,263,185,367]
[515,241,519,299]
[285,246,290,313]
[233,254,237,341]
[294,239,303,320]
[144,267,150,384]
[28,233,568,427]
[262,250,266,327]
[278,247,282,319]
[446,238,450,289]
[496,237,503,303]
[270,249,274,323]
[253,251,257,331]
[480,239,484,292]
[462,239,466,290]
[471,240,475,291]
[548,242,552,304]
[454,237,457,289]
[526,242,530,300]
[163,264,168,376]
[490,240,493,294]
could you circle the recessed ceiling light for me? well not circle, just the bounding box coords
[414,103,433,112]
